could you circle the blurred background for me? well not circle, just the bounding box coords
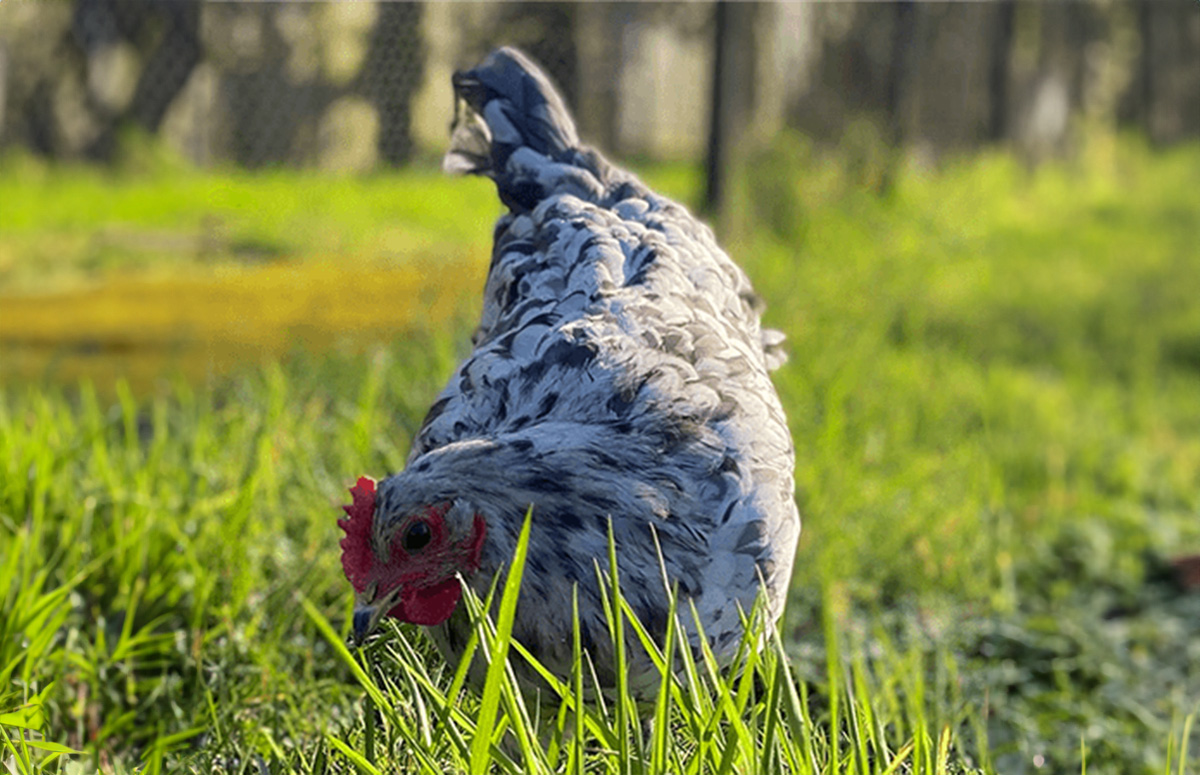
[1,0,1198,388]
[4,2,1200,167]
[2,3,1200,773]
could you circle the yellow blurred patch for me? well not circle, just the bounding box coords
[0,257,486,392]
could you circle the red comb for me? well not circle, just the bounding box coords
[339,476,377,593]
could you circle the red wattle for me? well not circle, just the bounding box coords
[390,578,462,626]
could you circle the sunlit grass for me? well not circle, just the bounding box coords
[0,151,498,291]
[290,516,971,775]
[1,135,1199,773]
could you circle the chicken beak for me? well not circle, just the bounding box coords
[352,604,384,645]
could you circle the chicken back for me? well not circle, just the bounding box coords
[342,47,800,696]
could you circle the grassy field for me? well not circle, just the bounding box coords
[2,134,1199,773]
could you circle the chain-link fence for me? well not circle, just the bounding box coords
[0,1,1196,172]
[0,2,711,169]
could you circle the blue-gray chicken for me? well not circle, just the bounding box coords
[341,47,799,695]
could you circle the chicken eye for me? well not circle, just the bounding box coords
[402,520,433,552]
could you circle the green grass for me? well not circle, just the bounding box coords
[2,133,1199,773]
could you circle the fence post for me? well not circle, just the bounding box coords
[0,42,6,147]
[988,0,1016,143]
[704,1,759,222]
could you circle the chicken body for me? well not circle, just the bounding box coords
[356,48,799,697]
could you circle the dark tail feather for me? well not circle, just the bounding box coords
[444,47,580,178]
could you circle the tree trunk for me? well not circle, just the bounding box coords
[705,1,757,216]
[574,2,621,154]
[988,0,1016,142]
[361,2,424,166]
[128,1,201,134]
[879,0,915,193]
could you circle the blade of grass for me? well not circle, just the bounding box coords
[572,586,585,775]
[328,735,384,775]
[598,520,633,775]
[468,506,533,775]
[686,599,755,775]
[651,585,679,775]
[935,725,951,775]
[879,740,915,775]
[300,593,444,773]
[1177,712,1193,775]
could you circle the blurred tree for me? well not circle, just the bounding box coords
[2,0,1196,167]
[988,1,1016,143]
[878,0,915,193]
[491,2,580,114]
[221,4,300,168]
[1140,0,1200,143]
[705,1,758,215]
[574,3,622,154]
[1120,0,1157,132]
[1022,1,1088,159]
[127,2,201,135]
[359,2,423,166]
[69,0,200,160]
[707,1,791,222]
[884,0,915,150]
[782,6,909,153]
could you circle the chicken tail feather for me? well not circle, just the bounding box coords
[443,47,610,211]
[445,47,579,175]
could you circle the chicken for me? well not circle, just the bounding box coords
[340,47,799,695]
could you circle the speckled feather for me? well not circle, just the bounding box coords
[374,47,799,695]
